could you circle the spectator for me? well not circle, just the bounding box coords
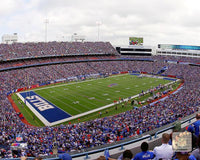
[191,113,200,137]
[175,152,197,160]
[117,150,133,160]
[96,155,116,160]
[133,142,154,160]
[191,135,200,160]
[186,125,198,150]
[97,156,106,160]
[153,133,174,160]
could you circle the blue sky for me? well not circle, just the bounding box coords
[1,0,200,46]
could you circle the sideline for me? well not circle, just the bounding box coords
[7,95,34,126]
[13,74,181,126]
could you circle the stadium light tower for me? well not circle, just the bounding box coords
[44,19,49,42]
[96,21,102,41]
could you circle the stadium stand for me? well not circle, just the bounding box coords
[0,42,200,159]
[0,41,118,60]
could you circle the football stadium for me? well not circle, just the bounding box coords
[1,40,200,160]
[1,2,200,160]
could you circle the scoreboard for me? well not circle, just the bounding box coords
[129,37,143,46]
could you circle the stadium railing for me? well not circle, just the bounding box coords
[3,112,196,160]
[70,112,197,160]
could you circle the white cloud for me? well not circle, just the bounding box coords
[1,0,200,46]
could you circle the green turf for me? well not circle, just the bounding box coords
[11,94,45,127]
[62,81,180,125]
[32,74,172,116]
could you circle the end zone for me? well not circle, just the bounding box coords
[16,91,71,126]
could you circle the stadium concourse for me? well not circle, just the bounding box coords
[0,41,200,159]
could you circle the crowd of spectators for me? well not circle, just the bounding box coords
[0,55,119,70]
[0,41,118,60]
[0,43,200,158]
[121,55,200,64]
[98,132,200,160]
[1,60,165,90]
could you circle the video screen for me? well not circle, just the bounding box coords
[129,37,143,46]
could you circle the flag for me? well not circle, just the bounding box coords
[104,149,110,160]
[16,134,23,142]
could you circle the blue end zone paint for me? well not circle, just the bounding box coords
[130,73,177,81]
[130,73,141,76]
[19,91,71,123]
[163,77,177,81]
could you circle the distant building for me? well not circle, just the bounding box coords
[2,33,18,44]
[157,44,200,58]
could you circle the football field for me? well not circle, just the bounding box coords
[31,74,172,116]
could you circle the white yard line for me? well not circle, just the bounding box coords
[17,74,179,126]
[31,74,127,92]
[62,80,179,123]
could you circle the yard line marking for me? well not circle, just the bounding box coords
[32,74,127,91]
[73,101,79,104]
[89,97,95,100]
